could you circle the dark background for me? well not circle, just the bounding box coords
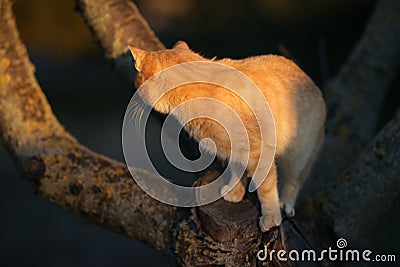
[1,0,398,266]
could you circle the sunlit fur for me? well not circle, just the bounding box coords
[128,41,326,232]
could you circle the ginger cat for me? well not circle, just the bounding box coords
[128,41,326,232]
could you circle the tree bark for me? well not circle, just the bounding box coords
[327,109,400,248]
[76,0,165,84]
[317,0,400,176]
[77,0,164,57]
[298,0,400,250]
[0,0,175,254]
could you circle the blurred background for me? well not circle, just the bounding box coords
[1,0,399,266]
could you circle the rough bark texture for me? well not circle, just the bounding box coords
[317,0,400,176]
[328,109,400,247]
[77,0,164,57]
[297,0,400,250]
[1,0,400,266]
[0,0,175,253]
[76,0,166,85]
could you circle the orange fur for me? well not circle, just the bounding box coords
[128,41,326,232]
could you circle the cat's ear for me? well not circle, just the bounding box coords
[128,45,147,71]
[173,40,189,50]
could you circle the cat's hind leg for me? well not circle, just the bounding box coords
[279,127,325,217]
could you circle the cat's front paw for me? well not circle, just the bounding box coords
[221,184,245,203]
[259,210,282,232]
[280,202,295,217]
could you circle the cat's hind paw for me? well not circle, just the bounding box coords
[280,202,295,217]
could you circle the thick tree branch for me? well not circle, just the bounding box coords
[76,0,166,84]
[318,0,400,175]
[299,0,400,247]
[327,109,400,247]
[0,0,175,253]
[77,0,164,57]
[300,110,400,250]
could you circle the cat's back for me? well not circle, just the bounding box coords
[219,54,323,110]
[217,54,325,153]
[220,54,312,88]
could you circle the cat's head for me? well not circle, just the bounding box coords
[128,41,203,88]
[128,41,204,113]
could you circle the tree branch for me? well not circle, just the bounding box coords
[317,0,400,176]
[327,109,400,247]
[76,0,164,57]
[296,1,400,249]
[76,0,166,84]
[0,0,175,253]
